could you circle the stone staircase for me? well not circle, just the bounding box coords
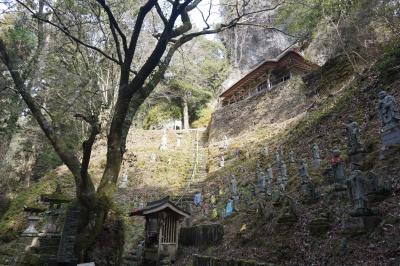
[56,206,80,265]
[173,128,209,218]
[38,235,61,265]
[0,238,30,266]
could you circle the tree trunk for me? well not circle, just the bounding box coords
[182,97,189,130]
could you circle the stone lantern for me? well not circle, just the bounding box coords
[40,184,70,235]
[22,206,45,237]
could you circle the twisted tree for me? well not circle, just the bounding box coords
[0,0,285,260]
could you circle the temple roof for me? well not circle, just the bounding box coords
[219,50,318,99]
[130,196,190,218]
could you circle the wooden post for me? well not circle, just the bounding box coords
[267,69,272,90]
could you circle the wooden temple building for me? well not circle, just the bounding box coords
[130,197,190,264]
[219,50,318,107]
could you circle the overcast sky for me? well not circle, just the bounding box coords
[190,0,222,30]
[0,0,223,38]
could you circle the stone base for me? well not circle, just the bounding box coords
[309,217,331,236]
[349,207,374,217]
[332,183,347,192]
[312,159,321,169]
[277,212,298,226]
[367,188,391,203]
[382,125,400,146]
[341,216,381,235]
[301,183,318,204]
[193,254,267,266]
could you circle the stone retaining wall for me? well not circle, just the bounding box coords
[193,254,268,266]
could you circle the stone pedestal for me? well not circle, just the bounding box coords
[309,216,331,236]
[382,125,400,146]
[301,182,317,204]
[341,216,381,235]
[312,159,321,169]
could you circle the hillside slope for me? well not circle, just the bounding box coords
[176,46,400,265]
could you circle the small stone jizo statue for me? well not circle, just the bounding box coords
[345,120,364,155]
[159,128,168,151]
[230,175,238,196]
[312,143,321,169]
[331,149,346,184]
[378,91,400,147]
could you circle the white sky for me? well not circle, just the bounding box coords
[0,1,223,38]
[190,0,222,30]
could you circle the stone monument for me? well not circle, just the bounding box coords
[299,159,317,203]
[159,128,168,151]
[261,146,269,158]
[299,159,310,184]
[378,91,400,147]
[119,171,129,189]
[346,170,371,216]
[279,161,288,191]
[266,164,273,196]
[275,151,281,166]
[176,134,182,147]
[210,195,216,205]
[331,149,346,184]
[256,161,266,193]
[211,208,218,219]
[345,120,364,154]
[230,175,238,196]
[312,143,321,169]
[289,150,296,164]
[345,119,365,167]
[219,156,225,168]
[223,135,229,150]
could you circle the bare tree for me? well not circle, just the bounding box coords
[0,0,285,259]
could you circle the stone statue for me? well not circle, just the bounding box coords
[230,175,238,196]
[224,199,233,218]
[211,208,218,219]
[299,159,317,203]
[275,151,281,165]
[256,161,266,193]
[279,161,288,190]
[219,156,225,167]
[119,171,129,189]
[278,146,284,158]
[289,150,296,163]
[346,170,370,216]
[223,135,229,150]
[210,195,216,205]
[345,120,364,155]
[299,159,310,184]
[331,149,346,183]
[176,134,182,147]
[194,191,202,207]
[378,91,400,129]
[159,128,168,151]
[312,143,321,168]
[378,91,400,147]
[261,146,269,157]
[266,164,273,196]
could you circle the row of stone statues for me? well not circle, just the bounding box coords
[215,91,399,220]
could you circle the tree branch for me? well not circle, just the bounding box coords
[74,113,101,181]
[16,0,122,66]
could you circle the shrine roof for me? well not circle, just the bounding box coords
[130,196,190,218]
[219,50,318,98]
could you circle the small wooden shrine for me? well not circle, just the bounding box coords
[130,196,190,264]
[219,50,318,106]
